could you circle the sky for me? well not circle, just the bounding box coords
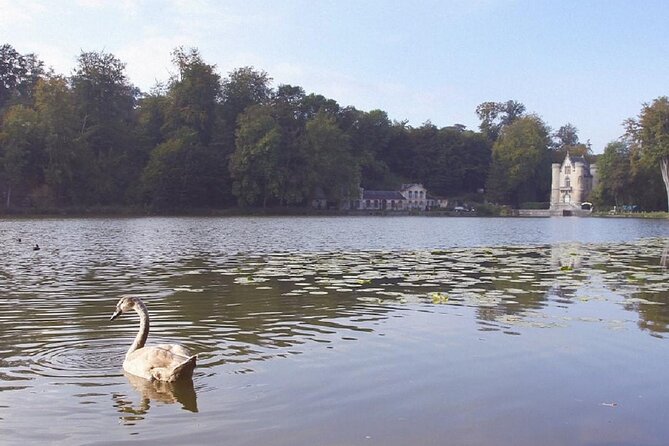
[2,0,669,152]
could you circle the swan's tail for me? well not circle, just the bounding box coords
[172,355,197,381]
[152,355,197,382]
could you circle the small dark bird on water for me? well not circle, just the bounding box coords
[33,244,40,251]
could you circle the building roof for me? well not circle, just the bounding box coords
[362,190,405,200]
[565,153,590,167]
[400,183,425,191]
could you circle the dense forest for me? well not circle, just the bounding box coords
[1,43,667,213]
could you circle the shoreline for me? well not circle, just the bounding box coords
[1,207,667,219]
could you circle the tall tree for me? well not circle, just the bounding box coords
[142,130,225,209]
[593,141,631,206]
[34,76,88,206]
[485,115,551,206]
[136,89,168,153]
[0,105,40,208]
[220,66,272,145]
[460,130,492,194]
[141,48,229,209]
[271,84,311,204]
[303,111,360,205]
[71,50,138,204]
[165,47,222,145]
[0,44,44,109]
[230,105,283,207]
[476,100,525,141]
[551,122,591,162]
[553,123,579,147]
[625,96,669,211]
[346,109,393,189]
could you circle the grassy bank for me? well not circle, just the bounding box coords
[593,211,669,219]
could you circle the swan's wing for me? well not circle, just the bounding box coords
[153,343,192,359]
[124,344,194,380]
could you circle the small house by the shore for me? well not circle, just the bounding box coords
[312,183,447,211]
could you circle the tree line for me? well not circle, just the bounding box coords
[1,43,667,213]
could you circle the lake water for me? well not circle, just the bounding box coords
[1,216,668,445]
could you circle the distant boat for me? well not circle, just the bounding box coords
[33,244,40,251]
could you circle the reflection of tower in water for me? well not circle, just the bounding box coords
[661,242,669,269]
[550,243,583,270]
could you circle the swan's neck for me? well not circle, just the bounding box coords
[127,301,149,358]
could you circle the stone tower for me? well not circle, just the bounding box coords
[549,153,597,214]
[551,163,561,206]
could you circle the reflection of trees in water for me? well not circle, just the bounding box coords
[626,289,669,338]
[113,372,198,425]
[590,240,669,337]
[153,256,394,366]
[470,242,666,334]
[471,248,555,331]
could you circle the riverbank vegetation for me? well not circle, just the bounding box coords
[1,44,667,214]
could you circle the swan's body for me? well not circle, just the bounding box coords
[110,296,196,382]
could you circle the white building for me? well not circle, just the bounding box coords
[355,183,447,211]
[550,153,597,214]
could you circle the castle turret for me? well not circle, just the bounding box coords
[550,163,561,209]
[573,160,585,204]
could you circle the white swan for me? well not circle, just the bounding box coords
[110,296,196,382]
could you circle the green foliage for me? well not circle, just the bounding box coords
[230,105,283,207]
[486,115,552,207]
[220,67,272,141]
[303,111,360,204]
[553,123,579,148]
[0,44,44,109]
[625,97,669,211]
[1,44,667,214]
[142,132,225,209]
[473,203,503,216]
[34,76,90,206]
[0,105,40,207]
[475,100,525,141]
[71,50,139,205]
[520,202,550,210]
[165,47,221,145]
[594,141,630,206]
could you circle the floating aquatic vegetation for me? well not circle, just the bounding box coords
[624,297,665,305]
[429,292,449,304]
[212,237,669,337]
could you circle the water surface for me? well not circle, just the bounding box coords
[1,216,668,445]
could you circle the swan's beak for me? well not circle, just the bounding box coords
[110,309,122,321]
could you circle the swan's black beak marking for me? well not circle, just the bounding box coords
[110,309,122,321]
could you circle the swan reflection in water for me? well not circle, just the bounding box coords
[113,372,198,425]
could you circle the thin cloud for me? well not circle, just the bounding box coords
[0,0,46,26]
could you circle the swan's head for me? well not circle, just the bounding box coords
[110,296,142,321]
